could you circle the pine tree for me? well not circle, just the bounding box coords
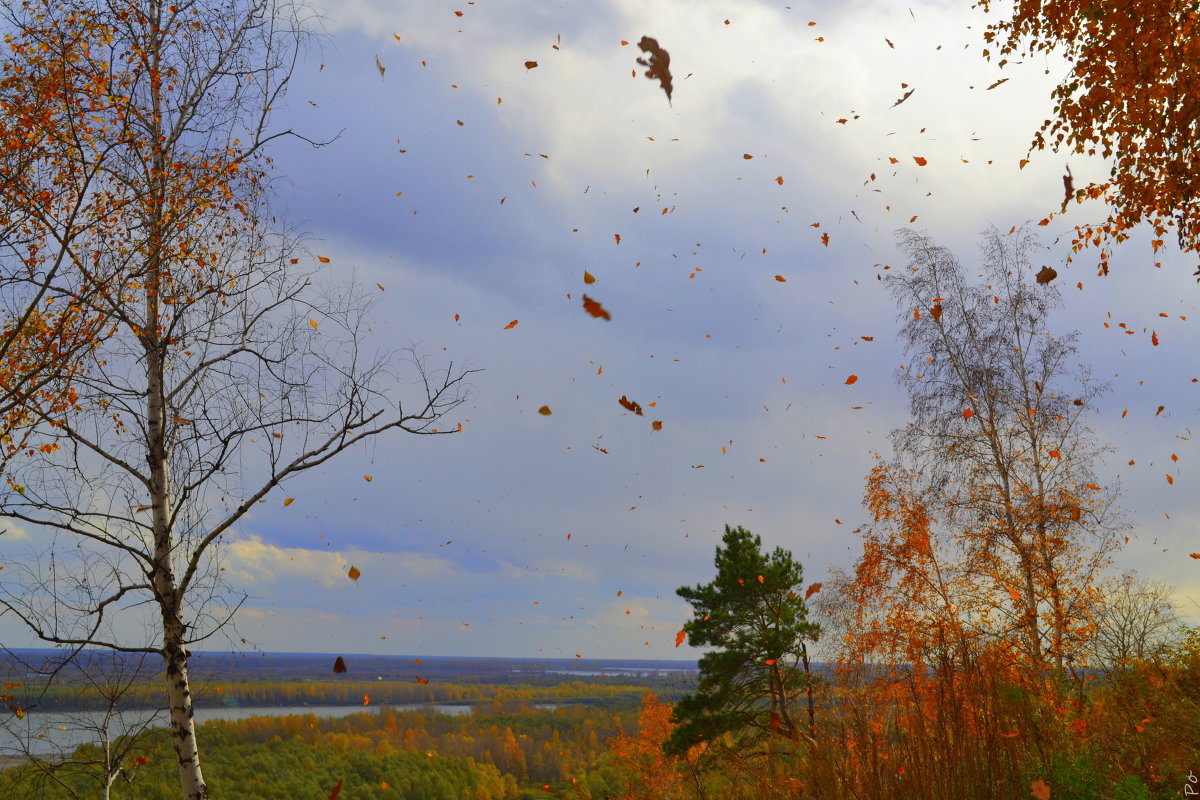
[668,525,820,755]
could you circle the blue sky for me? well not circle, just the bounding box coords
[4,0,1198,660]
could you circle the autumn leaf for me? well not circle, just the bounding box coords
[775,275,787,282]
[986,77,1010,90]
[635,36,673,102]
[930,304,943,321]
[582,295,612,320]
[363,475,373,482]
[416,675,429,684]
[348,566,361,581]
[524,60,538,70]
[332,656,347,674]
[318,256,331,263]
[363,693,370,705]
[538,405,552,415]
[675,629,686,647]
[1049,450,1061,458]
[1151,330,1159,346]
[614,233,621,245]
[328,779,344,800]
[309,319,318,329]
[1030,779,1051,800]
[1166,474,1174,485]
[821,232,830,247]
[374,55,385,78]
[283,497,294,507]
[1190,553,1200,559]
[1036,266,1058,284]
[765,658,777,665]
[845,375,858,385]
[583,270,596,284]
[742,153,754,160]
[804,582,823,600]
[652,420,663,430]
[619,395,644,416]
[913,156,928,166]
[776,176,784,185]
[892,88,915,107]
[963,408,973,419]
[503,319,519,330]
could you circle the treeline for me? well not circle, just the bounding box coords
[14,679,652,714]
[0,703,631,799]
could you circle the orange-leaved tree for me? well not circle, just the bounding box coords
[0,2,471,799]
[844,228,1122,678]
[977,0,1200,276]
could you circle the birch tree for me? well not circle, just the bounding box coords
[0,1,470,798]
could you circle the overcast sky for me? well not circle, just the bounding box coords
[4,0,1198,661]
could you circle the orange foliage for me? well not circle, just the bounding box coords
[979,0,1200,274]
[610,694,697,800]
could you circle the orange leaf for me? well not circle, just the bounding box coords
[363,475,373,482]
[652,420,663,430]
[309,319,318,329]
[619,395,644,415]
[348,566,361,581]
[283,497,294,507]
[363,693,370,706]
[318,256,331,263]
[614,233,621,244]
[821,232,830,247]
[804,582,823,600]
[765,658,777,665]
[1008,587,1022,603]
[582,295,612,320]
[963,408,973,419]
[1166,474,1174,484]
[583,270,596,284]
[1030,779,1051,800]
[1049,450,1061,458]
[845,375,858,385]
[1189,553,1200,559]
[503,319,519,330]
[776,176,784,185]
[538,405,552,415]
[757,574,765,583]
[913,156,928,166]
[775,274,787,282]
[1036,266,1058,284]
[524,60,538,70]
[415,675,429,684]
[742,153,753,160]
[675,629,686,647]
[1151,330,1159,346]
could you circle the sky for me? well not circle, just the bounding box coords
[3,0,1199,661]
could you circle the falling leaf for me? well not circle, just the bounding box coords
[503,319,519,330]
[375,55,385,78]
[804,582,823,600]
[348,566,361,581]
[963,408,973,419]
[538,405,552,415]
[415,675,429,684]
[333,656,347,673]
[892,88,915,107]
[765,658,778,665]
[675,629,686,647]
[742,153,754,160]
[283,497,294,507]
[582,295,612,320]
[619,395,644,416]
[583,270,596,284]
[776,176,784,185]
[1190,553,1200,559]
[1049,450,1061,458]
[1151,331,1160,346]
[1030,779,1051,800]
[986,77,1010,90]
[1036,266,1058,284]
[775,275,787,282]
[328,779,345,800]
[821,232,830,247]
[524,60,538,70]
[1062,165,1074,206]
[318,256,331,263]
[912,156,928,166]
[309,319,318,329]
[636,36,673,102]
[614,233,621,245]
[652,420,663,430]
[363,693,370,706]
[1166,474,1174,484]
[363,475,373,482]
[930,304,943,321]
[845,375,858,385]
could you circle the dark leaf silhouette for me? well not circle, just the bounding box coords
[619,395,644,416]
[1036,265,1058,284]
[332,656,347,674]
[636,36,673,103]
[892,88,915,107]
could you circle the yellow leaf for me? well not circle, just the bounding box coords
[363,475,373,482]
[283,497,294,507]
[309,319,318,329]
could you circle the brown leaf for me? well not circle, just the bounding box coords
[375,55,385,78]
[930,304,943,321]
[329,779,345,800]
[582,295,612,320]
[524,60,538,70]
[619,395,644,416]
[845,375,858,385]
[1036,266,1058,284]
[348,566,361,581]
[583,270,596,284]
[636,37,673,102]
[891,88,914,107]
[651,420,663,430]
[333,656,347,673]
[1062,165,1074,206]
[986,77,1009,90]
[804,582,823,600]
[538,405,552,415]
